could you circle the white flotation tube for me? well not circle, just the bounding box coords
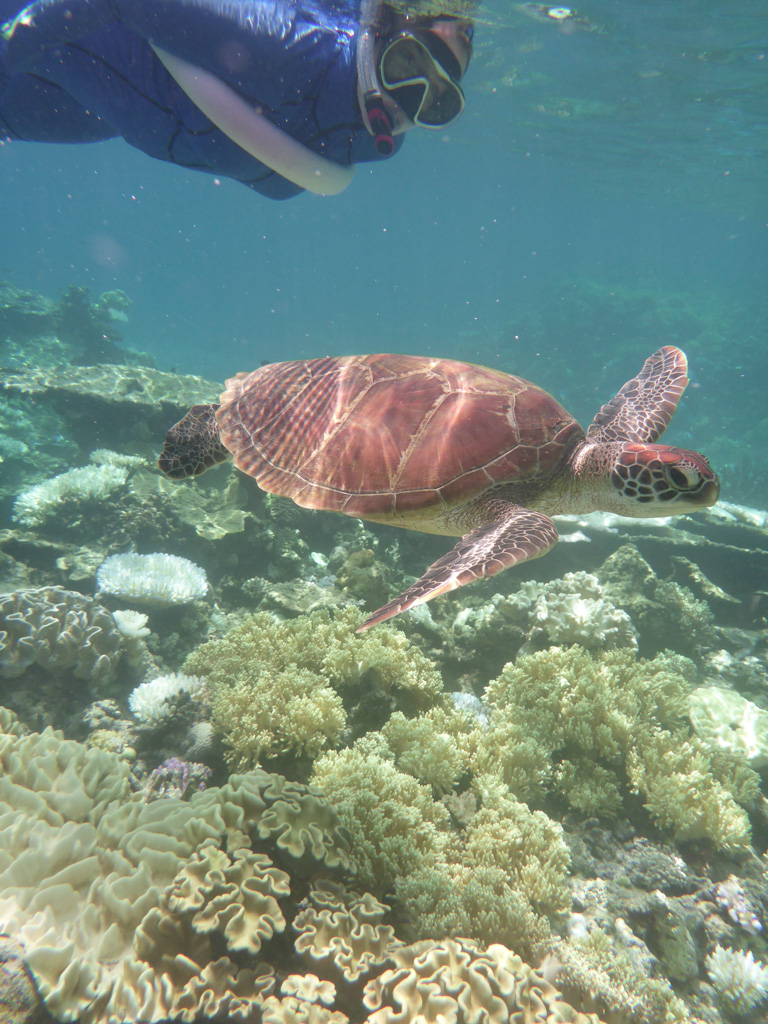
[152,44,354,196]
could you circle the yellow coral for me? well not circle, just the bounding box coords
[293,880,401,982]
[395,862,551,959]
[213,669,345,768]
[167,839,290,954]
[311,748,453,887]
[626,732,756,849]
[461,793,571,915]
[476,645,756,848]
[185,606,443,769]
[380,706,476,792]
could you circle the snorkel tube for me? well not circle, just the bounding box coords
[357,0,396,155]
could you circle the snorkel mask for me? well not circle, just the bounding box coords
[357,5,473,153]
[379,23,470,129]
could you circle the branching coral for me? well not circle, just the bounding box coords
[392,785,569,959]
[380,705,478,792]
[212,667,345,767]
[550,926,690,1024]
[310,748,453,887]
[184,606,443,769]
[311,750,570,962]
[476,646,759,847]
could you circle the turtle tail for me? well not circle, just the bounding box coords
[158,404,230,479]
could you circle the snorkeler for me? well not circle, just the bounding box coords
[0,0,473,198]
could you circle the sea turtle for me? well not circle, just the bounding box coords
[158,347,719,630]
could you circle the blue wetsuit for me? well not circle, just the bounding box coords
[0,0,402,198]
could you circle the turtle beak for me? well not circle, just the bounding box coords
[700,475,720,507]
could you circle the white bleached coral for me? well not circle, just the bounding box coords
[89,449,147,468]
[12,464,128,526]
[96,552,209,605]
[128,673,204,728]
[531,572,638,649]
[12,450,146,527]
[453,571,636,651]
[111,609,150,640]
[689,686,768,768]
[706,946,768,1014]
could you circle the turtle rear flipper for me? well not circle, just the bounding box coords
[358,505,558,631]
[158,404,230,479]
[587,345,688,445]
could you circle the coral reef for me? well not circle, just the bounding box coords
[706,946,768,1015]
[1,362,220,455]
[127,673,205,729]
[144,758,212,801]
[1,282,767,1024]
[96,552,209,605]
[0,585,122,682]
[0,708,610,1024]
[363,938,605,1024]
[477,645,760,846]
[597,545,716,658]
[184,606,443,769]
[0,282,137,367]
[12,461,129,527]
[451,570,637,674]
[293,881,401,983]
[689,686,768,768]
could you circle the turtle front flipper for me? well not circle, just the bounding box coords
[158,404,230,479]
[358,506,559,631]
[587,346,688,444]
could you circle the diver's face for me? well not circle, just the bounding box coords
[427,18,474,77]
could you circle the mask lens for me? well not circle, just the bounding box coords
[380,34,465,129]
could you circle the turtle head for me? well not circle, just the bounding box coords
[609,442,720,516]
[158,404,230,479]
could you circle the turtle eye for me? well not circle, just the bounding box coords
[668,466,693,490]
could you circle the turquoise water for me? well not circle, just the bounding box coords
[2,2,765,384]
